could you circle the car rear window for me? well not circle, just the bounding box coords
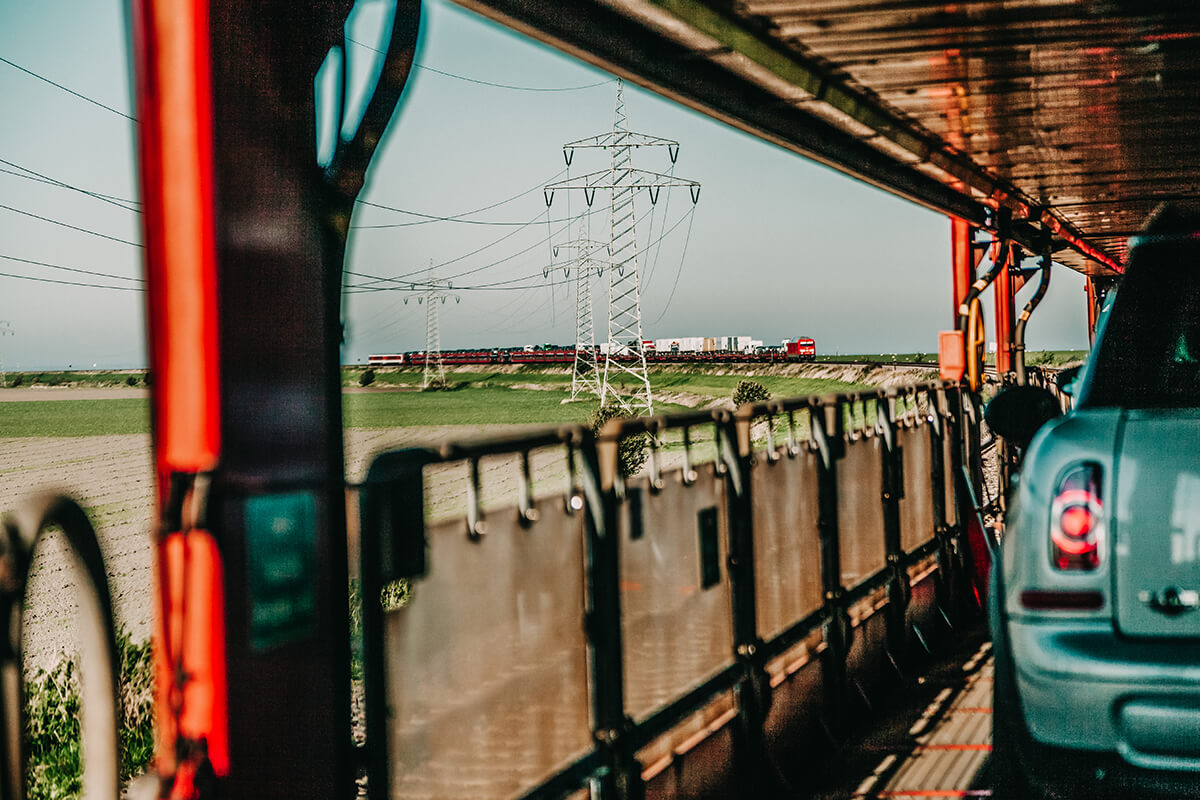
[1083,240,1200,409]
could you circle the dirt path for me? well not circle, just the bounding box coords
[0,387,149,402]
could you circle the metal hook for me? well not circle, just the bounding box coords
[682,426,698,484]
[648,436,664,493]
[564,438,584,515]
[786,409,800,458]
[518,450,539,525]
[765,411,780,463]
[466,457,486,538]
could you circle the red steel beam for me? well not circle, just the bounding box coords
[130,0,229,790]
[950,217,973,328]
[993,246,1014,374]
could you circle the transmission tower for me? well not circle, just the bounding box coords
[551,215,609,401]
[545,79,700,415]
[404,272,459,390]
[0,321,11,387]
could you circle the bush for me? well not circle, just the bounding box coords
[125,375,139,387]
[359,368,376,387]
[8,373,22,387]
[25,631,155,800]
[590,404,648,478]
[732,379,770,408]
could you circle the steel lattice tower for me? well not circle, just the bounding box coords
[404,272,458,390]
[554,217,608,401]
[544,79,700,415]
[0,321,11,387]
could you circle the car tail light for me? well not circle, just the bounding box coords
[1050,463,1104,571]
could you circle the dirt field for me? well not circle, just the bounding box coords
[1,364,938,672]
[1,425,583,672]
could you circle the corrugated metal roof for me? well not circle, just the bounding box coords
[456,0,1200,275]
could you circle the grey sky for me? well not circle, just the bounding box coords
[0,0,1088,371]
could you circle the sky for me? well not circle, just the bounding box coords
[0,0,1089,371]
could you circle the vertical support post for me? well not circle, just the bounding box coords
[812,401,849,733]
[926,390,953,626]
[131,0,228,789]
[724,411,774,795]
[951,217,973,330]
[591,433,641,800]
[1086,277,1100,345]
[878,394,908,672]
[993,246,1015,375]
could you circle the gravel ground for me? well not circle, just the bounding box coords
[1,425,570,673]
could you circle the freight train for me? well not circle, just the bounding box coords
[368,338,816,367]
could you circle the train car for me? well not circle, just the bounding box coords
[367,354,406,366]
[785,338,817,362]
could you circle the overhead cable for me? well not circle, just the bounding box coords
[0,203,141,247]
[0,158,141,212]
[0,270,141,291]
[352,167,569,228]
[0,55,135,121]
[344,37,612,92]
[0,253,143,283]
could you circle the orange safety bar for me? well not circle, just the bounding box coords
[130,0,229,789]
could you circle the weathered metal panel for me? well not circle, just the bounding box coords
[383,499,592,799]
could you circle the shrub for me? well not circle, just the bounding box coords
[590,404,648,478]
[125,375,139,387]
[359,368,376,387]
[25,631,155,800]
[732,379,770,408]
[9,373,22,387]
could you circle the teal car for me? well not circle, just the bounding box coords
[988,205,1200,798]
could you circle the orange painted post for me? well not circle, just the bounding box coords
[130,0,229,791]
[951,217,972,327]
[942,217,974,380]
[993,246,1014,374]
[1086,277,1099,344]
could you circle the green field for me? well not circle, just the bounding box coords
[0,399,151,437]
[6,355,1068,438]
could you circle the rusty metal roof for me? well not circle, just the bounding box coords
[455,0,1200,275]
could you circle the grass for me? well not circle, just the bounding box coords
[1,361,932,437]
[342,386,693,429]
[1,400,151,437]
[2,371,146,389]
[25,631,155,800]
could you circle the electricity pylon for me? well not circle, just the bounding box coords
[0,321,11,387]
[552,216,609,401]
[544,79,700,415]
[404,271,459,390]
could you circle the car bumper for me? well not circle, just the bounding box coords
[1010,617,1200,771]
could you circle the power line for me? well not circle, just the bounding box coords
[351,167,567,228]
[343,37,612,92]
[0,157,140,212]
[0,203,141,247]
[0,55,135,121]
[0,253,143,283]
[651,207,698,324]
[346,205,694,294]
[0,270,142,291]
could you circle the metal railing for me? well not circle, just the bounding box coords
[355,380,986,799]
[0,494,122,800]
